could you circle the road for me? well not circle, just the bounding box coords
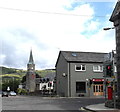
[2,95,105,111]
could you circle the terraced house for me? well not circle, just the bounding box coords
[55,51,117,97]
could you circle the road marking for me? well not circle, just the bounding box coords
[79,107,92,112]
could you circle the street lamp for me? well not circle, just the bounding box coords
[103,27,115,30]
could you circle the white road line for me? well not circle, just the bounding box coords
[79,107,91,112]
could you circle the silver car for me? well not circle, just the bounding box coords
[9,91,16,96]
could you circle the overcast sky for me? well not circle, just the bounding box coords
[0,0,118,70]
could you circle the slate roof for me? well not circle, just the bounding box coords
[60,51,107,63]
[35,72,56,84]
[28,50,34,64]
[36,78,40,84]
[44,72,56,81]
[109,0,120,22]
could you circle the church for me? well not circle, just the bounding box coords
[25,50,36,92]
[22,50,55,93]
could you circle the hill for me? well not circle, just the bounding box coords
[36,69,55,78]
[0,66,55,78]
[0,66,24,74]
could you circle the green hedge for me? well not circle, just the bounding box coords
[17,88,28,95]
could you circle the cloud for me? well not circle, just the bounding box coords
[0,0,116,69]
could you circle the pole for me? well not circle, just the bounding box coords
[13,77,14,91]
[103,59,107,101]
[88,80,90,97]
[104,74,107,101]
[112,50,116,108]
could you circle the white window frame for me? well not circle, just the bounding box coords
[93,65,103,72]
[75,65,86,71]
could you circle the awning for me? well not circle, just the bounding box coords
[92,78,104,82]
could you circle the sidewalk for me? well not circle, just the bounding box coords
[84,103,120,112]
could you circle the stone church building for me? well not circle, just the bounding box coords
[21,50,55,93]
[25,50,36,92]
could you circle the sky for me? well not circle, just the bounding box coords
[0,0,118,70]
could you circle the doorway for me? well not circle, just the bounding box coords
[93,84,103,96]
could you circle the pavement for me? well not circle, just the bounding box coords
[83,103,120,112]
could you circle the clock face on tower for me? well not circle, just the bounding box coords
[31,67,33,69]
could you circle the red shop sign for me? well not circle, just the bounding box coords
[92,78,104,82]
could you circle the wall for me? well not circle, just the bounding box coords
[69,62,104,97]
[56,53,68,97]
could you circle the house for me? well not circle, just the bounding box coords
[55,51,116,97]
[36,73,55,93]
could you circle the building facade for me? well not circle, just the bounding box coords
[55,51,116,97]
[110,0,120,108]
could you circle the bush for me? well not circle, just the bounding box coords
[17,88,28,95]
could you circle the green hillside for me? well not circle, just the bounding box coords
[0,66,26,75]
[0,66,55,78]
[0,66,55,92]
[36,69,55,77]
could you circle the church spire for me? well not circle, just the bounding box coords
[28,50,34,64]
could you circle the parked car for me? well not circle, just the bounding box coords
[2,92,8,97]
[9,91,16,96]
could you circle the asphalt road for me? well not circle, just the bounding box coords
[2,95,105,111]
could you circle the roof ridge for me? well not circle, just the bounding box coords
[60,51,108,63]
[61,50,107,54]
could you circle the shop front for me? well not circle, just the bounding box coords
[92,78,104,96]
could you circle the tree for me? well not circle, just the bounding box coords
[2,77,21,92]
[21,76,26,83]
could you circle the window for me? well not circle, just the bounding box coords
[72,53,77,57]
[76,82,86,93]
[75,65,86,71]
[93,65,103,72]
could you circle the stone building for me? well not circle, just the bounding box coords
[109,0,120,108]
[24,50,55,93]
[26,50,36,92]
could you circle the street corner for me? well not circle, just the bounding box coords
[81,103,120,112]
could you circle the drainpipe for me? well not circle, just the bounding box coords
[67,62,70,97]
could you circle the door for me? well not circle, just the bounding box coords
[93,84,103,96]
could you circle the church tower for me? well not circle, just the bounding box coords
[26,50,36,92]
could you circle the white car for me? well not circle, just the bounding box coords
[9,91,16,96]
